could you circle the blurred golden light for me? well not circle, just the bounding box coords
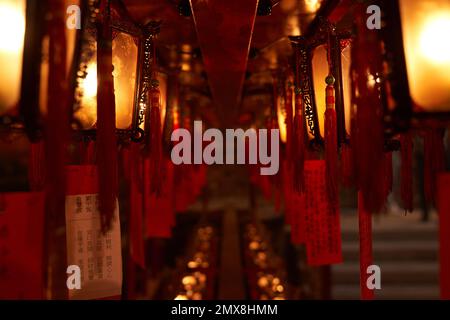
[399,0,450,111]
[0,0,25,114]
[174,294,188,300]
[420,15,450,64]
[305,0,320,12]
[257,276,269,288]
[182,275,197,286]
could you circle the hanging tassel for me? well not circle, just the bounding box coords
[29,140,46,191]
[358,191,374,300]
[324,75,339,209]
[292,88,305,193]
[148,83,162,195]
[400,133,413,212]
[340,142,353,188]
[285,81,294,164]
[351,4,386,213]
[97,2,118,232]
[79,139,95,164]
[424,129,445,205]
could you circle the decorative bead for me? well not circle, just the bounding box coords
[325,75,335,85]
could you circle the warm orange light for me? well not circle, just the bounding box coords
[399,0,450,111]
[311,45,327,138]
[74,32,139,129]
[0,0,25,114]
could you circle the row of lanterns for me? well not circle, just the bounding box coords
[274,0,450,147]
[0,0,171,142]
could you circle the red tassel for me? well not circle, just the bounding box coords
[400,133,413,212]
[358,192,374,300]
[424,129,445,205]
[97,4,118,232]
[351,4,386,213]
[340,142,353,188]
[384,152,393,203]
[324,80,339,209]
[148,87,162,194]
[292,92,305,193]
[79,140,95,164]
[285,82,294,163]
[29,141,46,191]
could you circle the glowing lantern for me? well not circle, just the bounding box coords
[381,0,450,132]
[71,1,166,141]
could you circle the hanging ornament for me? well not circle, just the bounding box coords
[324,73,339,209]
[97,0,118,232]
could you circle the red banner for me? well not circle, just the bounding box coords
[0,192,45,299]
[304,160,342,266]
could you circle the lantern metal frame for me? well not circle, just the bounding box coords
[379,0,450,136]
[289,20,352,149]
[70,0,161,143]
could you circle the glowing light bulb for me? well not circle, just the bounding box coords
[420,14,450,64]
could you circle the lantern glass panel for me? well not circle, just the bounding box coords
[341,42,352,133]
[0,0,25,115]
[74,31,139,129]
[399,0,450,112]
[311,44,327,138]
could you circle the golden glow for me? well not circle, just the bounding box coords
[311,45,327,138]
[420,15,450,64]
[75,32,138,129]
[174,295,188,300]
[305,0,320,12]
[0,2,25,53]
[399,0,450,111]
[0,0,25,114]
[341,43,352,133]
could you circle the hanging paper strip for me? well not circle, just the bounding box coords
[304,160,342,266]
[0,192,45,299]
[65,165,122,300]
[358,191,374,300]
[437,173,450,299]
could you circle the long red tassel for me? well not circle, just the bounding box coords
[29,141,46,191]
[285,81,294,164]
[400,132,413,212]
[351,4,386,213]
[358,191,374,300]
[340,142,353,188]
[324,76,339,209]
[292,89,305,193]
[45,0,70,298]
[424,129,445,205]
[148,86,162,195]
[97,2,118,232]
[384,151,393,202]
